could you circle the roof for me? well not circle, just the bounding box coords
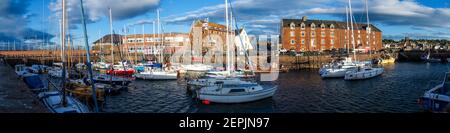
[93,34,123,44]
[281,18,382,32]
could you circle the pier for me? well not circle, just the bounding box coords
[0,60,48,113]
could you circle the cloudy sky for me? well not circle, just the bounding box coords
[0,0,449,49]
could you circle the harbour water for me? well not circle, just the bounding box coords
[98,62,448,113]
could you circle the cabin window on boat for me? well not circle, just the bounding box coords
[290,31,295,37]
[229,89,246,93]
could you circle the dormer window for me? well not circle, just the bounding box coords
[311,23,316,30]
[290,22,295,30]
[320,24,325,29]
[330,24,335,30]
[300,23,305,30]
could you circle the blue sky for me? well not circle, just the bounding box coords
[1,0,449,49]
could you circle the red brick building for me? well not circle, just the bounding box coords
[280,16,382,52]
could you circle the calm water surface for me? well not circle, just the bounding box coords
[99,62,448,113]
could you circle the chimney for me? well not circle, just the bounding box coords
[302,16,307,22]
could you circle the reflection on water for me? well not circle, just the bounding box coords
[100,62,447,113]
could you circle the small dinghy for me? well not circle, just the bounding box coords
[38,91,90,113]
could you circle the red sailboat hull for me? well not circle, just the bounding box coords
[106,69,135,76]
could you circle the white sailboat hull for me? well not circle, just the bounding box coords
[320,68,355,78]
[197,86,277,103]
[344,68,384,80]
[38,91,90,113]
[135,71,178,80]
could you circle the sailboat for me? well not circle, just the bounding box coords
[38,0,89,113]
[319,6,358,78]
[344,0,383,80]
[134,9,178,80]
[189,0,277,103]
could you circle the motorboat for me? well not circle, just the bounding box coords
[93,62,110,70]
[38,91,90,113]
[15,64,30,78]
[418,72,450,112]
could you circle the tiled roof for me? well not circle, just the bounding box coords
[281,18,382,32]
[93,34,123,44]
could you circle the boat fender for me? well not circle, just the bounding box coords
[202,100,210,105]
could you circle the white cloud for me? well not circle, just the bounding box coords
[50,0,160,26]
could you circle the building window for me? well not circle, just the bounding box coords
[290,22,295,30]
[290,31,295,37]
[290,39,295,44]
[311,31,316,37]
[301,23,305,30]
[330,31,335,37]
[321,31,325,37]
[321,24,325,29]
[330,24,335,30]
[331,39,334,44]
[311,23,316,30]
[301,31,305,37]
[311,39,316,48]
[321,39,325,45]
[301,39,305,44]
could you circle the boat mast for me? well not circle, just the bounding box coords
[157,9,163,63]
[153,20,156,62]
[79,0,99,112]
[348,0,356,61]
[225,0,230,74]
[346,6,350,56]
[142,24,145,63]
[134,27,137,64]
[61,0,67,107]
[366,0,371,57]
[109,8,114,65]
